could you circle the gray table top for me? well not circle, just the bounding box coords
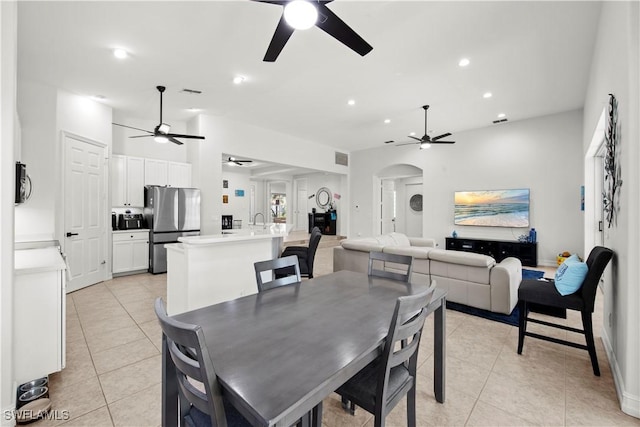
[174,269,444,427]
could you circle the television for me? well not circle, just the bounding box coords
[454,188,530,228]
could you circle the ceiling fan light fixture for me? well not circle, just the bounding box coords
[458,58,470,67]
[284,0,318,30]
[154,135,169,144]
[420,142,432,150]
[157,123,171,134]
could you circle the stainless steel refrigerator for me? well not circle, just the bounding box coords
[144,186,201,274]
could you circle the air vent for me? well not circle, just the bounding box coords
[335,152,348,166]
[492,118,508,124]
[181,88,202,94]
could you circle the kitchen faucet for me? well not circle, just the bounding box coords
[253,212,266,229]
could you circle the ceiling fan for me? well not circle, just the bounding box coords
[112,86,205,145]
[385,105,456,149]
[224,157,253,166]
[252,0,373,62]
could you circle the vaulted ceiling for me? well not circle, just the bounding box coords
[17,1,601,152]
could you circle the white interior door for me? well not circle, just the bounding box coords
[381,179,396,234]
[64,134,107,292]
[294,178,308,231]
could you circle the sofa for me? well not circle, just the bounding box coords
[333,232,522,314]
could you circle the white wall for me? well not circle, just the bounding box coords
[1,1,18,420]
[15,84,112,241]
[583,1,640,417]
[349,109,584,266]
[190,114,348,234]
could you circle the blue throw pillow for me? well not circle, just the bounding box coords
[554,254,588,296]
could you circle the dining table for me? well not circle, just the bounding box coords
[162,269,447,427]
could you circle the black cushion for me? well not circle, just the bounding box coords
[518,279,585,311]
[184,398,252,427]
[336,359,412,412]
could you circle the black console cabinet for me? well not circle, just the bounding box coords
[445,237,537,267]
[308,212,337,235]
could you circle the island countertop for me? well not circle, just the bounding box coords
[177,223,291,245]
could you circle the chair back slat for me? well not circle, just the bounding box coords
[155,298,229,427]
[579,246,613,312]
[368,251,413,282]
[307,227,323,274]
[377,286,435,406]
[254,255,302,292]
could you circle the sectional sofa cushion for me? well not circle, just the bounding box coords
[428,249,496,268]
[341,239,384,252]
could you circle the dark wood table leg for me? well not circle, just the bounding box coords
[311,401,323,427]
[162,333,178,427]
[434,297,446,403]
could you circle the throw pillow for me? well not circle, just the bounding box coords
[554,254,588,296]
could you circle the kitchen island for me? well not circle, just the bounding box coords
[165,224,290,315]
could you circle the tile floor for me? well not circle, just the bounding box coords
[35,247,639,427]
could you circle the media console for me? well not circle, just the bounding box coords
[446,237,537,267]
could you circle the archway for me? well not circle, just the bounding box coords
[375,164,423,236]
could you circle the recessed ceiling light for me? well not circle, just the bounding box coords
[497,113,506,118]
[409,132,416,136]
[347,99,355,106]
[113,48,128,59]
[384,119,391,124]
[233,76,245,85]
[483,92,493,99]
[458,58,470,67]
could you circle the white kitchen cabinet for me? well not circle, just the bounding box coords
[112,155,145,207]
[113,230,150,275]
[144,158,169,186]
[145,159,192,187]
[14,247,66,385]
[168,161,192,187]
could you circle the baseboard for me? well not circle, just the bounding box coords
[602,328,640,418]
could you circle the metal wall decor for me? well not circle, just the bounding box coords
[603,94,622,228]
[409,194,423,212]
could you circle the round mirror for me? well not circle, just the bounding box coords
[409,194,423,212]
[316,187,332,209]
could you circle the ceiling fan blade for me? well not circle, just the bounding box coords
[407,135,423,142]
[166,133,205,140]
[233,161,243,166]
[431,140,456,144]
[315,4,373,57]
[264,14,295,62]
[432,132,452,141]
[168,137,184,146]
[383,140,395,144]
[112,123,153,134]
[129,135,154,139]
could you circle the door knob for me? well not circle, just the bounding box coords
[66,232,79,237]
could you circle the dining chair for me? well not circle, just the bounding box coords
[336,286,435,427]
[368,251,413,282]
[254,255,301,292]
[280,226,322,278]
[154,298,251,427]
[517,246,613,376]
